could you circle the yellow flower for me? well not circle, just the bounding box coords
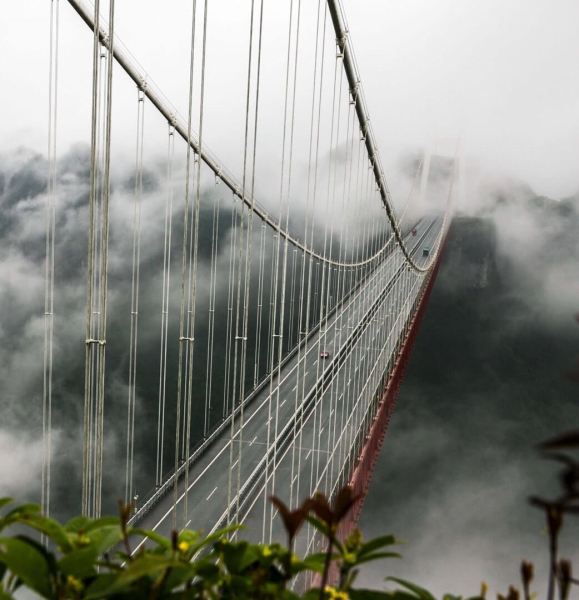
[324,585,349,600]
[178,540,190,553]
[77,534,90,546]
[66,575,84,593]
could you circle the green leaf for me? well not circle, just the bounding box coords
[162,564,199,590]
[302,589,323,600]
[280,591,302,600]
[0,537,52,598]
[349,590,399,600]
[129,527,172,550]
[193,559,220,581]
[358,535,400,558]
[351,591,426,600]
[292,553,326,574]
[59,545,99,579]
[84,573,127,600]
[116,554,180,585]
[305,514,330,537]
[23,515,73,553]
[87,525,122,554]
[220,541,261,574]
[85,516,121,531]
[190,524,242,556]
[0,499,14,513]
[355,551,402,566]
[13,534,58,576]
[390,592,427,600]
[3,504,41,521]
[388,577,438,600]
[65,515,93,533]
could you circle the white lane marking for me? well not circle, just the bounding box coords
[292,385,297,391]
[313,359,318,365]
[207,487,218,500]
[306,449,312,459]
[320,427,324,435]
[280,399,286,407]
[250,436,257,445]
[339,393,344,400]
[231,459,239,469]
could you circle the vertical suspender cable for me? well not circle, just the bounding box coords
[94,0,115,519]
[227,0,263,522]
[83,0,115,518]
[317,53,344,495]
[327,74,355,488]
[82,0,101,518]
[234,0,265,525]
[181,0,208,528]
[173,0,198,526]
[305,1,328,505]
[293,0,323,538]
[43,0,60,524]
[156,123,175,489]
[263,0,300,539]
[125,87,145,504]
[223,193,239,419]
[204,179,221,436]
[286,3,305,509]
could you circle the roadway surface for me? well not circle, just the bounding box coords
[134,215,444,553]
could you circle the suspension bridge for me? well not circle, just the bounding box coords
[31,0,456,563]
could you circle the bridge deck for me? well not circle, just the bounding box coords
[133,216,443,553]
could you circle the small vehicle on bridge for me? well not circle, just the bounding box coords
[412,229,417,236]
[423,247,430,257]
[320,351,330,359]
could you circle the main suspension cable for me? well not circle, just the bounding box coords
[66,0,432,273]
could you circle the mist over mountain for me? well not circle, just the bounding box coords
[0,143,389,520]
[358,183,579,594]
[1,143,578,595]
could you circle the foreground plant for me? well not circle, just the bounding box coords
[0,486,485,600]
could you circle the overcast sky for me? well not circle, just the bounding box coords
[2,0,579,199]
